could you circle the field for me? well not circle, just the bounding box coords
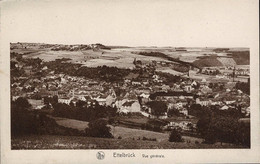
[11,43,249,75]
[12,115,222,149]
[52,116,89,131]
[156,68,184,76]
[11,135,246,149]
[12,43,249,70]
[49,116,202,143]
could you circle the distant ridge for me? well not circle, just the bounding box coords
[10,42,111,51]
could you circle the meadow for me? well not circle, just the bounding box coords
[11,135,245,149]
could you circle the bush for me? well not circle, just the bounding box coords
[11,99,37,136]
[143,136,148,140]
[198,115,250,146]
[11,110,40,136]
[14,97,31,110]
[169,129,182,142]
[151,138,157,141]
[85,119,113,138]
[142,136,157,141]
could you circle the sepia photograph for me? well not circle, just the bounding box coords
[10,43,251,149]
[1,0,259,163]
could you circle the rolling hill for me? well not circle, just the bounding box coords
[192,51,249,67]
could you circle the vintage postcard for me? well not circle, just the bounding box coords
[0,0,259,163]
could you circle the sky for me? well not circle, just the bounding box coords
[1,0,259,47]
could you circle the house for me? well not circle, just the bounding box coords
[237,90,243,94]
[139,93,150,103]
[167,102,175,110]
[12,96,20,101]
[28,99,44,109]
[165,122,179,129]
[86,99,97,107]
[161,84,171,92]
[196,98,211,106]
[191,81,198,87]
[58,97,73,105]
[136,87,151,95]
[201,78,207,84]
[179,108,188,116]
[200,86,212,94]
[42,66,48,71]
[179,121,195,131]
[140,93,150,99]
[152,75,162,83]
[211,100,222,106]
[184,85,193,92]
[106,94,116,106]
[70,97,79,106]
[151,91,194,100]
[142,81,149,85]
[114,99,127,109]
[164,121,195,131]
[95,96,107,106]
[23,66,33,75]
[216,75,226,79]
[60,77,67,84]
[225,100,236,105]
[78,95,87,101]
[175,101,184,109]
[243,106,250,116]
[149,115,168,119]
[132,81,141,86]
[220,105,229,110]
[119,101,141,113]
[124,79,131,83]
[223,96,236,105]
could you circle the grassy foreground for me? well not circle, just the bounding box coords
[11,135,247,149]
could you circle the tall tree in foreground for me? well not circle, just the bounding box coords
[85,119,113,138]
[169,129,182,142]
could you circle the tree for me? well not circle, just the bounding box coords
[198,114,247,145]
[43,95,58,105]
[169,129,182,142]
[53,95,58,104]
[235,82,250,95]
[197,117,211,137]
[85,119,113,138]
[167,107,181,117]
[11,99,39,136]
[14,97,31,110]
[147,101,167,117]
[237,122,250,147]
[209,116,239,144]
[76,100,86,108]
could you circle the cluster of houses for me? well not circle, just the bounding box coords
[201,66,250,79]
[12,63,250,118]
[163,121,196,131]
[11,54,250,122]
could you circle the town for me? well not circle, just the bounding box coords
[11,43,250,149]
